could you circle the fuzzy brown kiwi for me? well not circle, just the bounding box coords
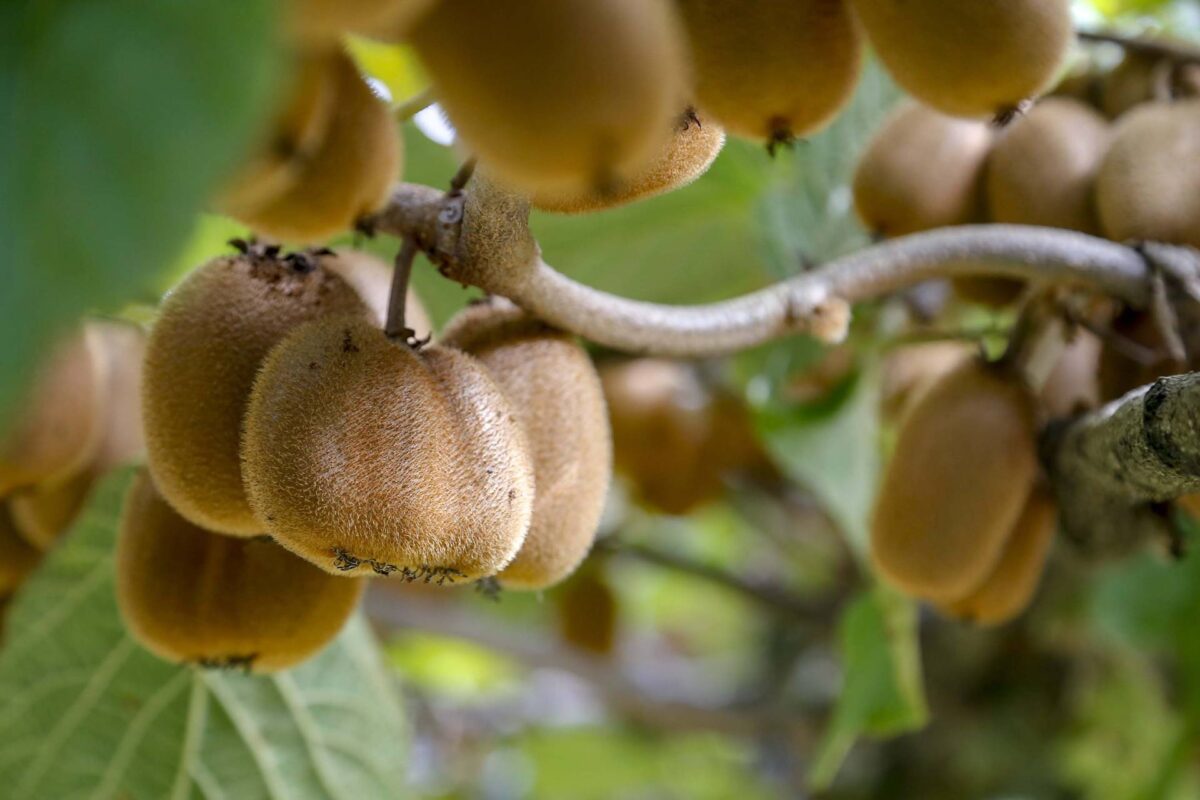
[940,488,1056,626]
[143,249,368,537]
[288,0,437,43]
[986,98,1111,234]
[880,341,973,421]
[322,249,433,341]
[116,472,364,673]
[1096,100,1200,249]
[410,0,687,195]
[1040,329,1102,418]
[530,108,725,214]
[871,358,1038,602]
[440,300,611,590]
[850,0,1073,118]
[674,0,862,144]
[0,505,42,595]
[0,327,108,496]
[555,563,618,657]
[233,49,401,243]
[242,314,534,581]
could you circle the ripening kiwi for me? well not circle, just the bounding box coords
[531,109,726,214]
[880,341,972,421]
[987,99,1111,234]
[0,327,107,496]
[853,102,992,237]
[0,506,42,594]
[871,359,1038,602]
[242,314,534,581]
[322,249,432,341]
[940,488,1056,626]
[674,0,862,144]
[1096,100,1200,249]
[440,300,611,590]
[850,0,1073,118]
[556,564,618,657]
[233,49,401,242]
[117,472,364,672]
[1040,330,1102,418]
[288,0,437,43]
[410,0,687,195]
[143,249,368,537]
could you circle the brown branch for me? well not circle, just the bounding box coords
[1078,30,1200,65]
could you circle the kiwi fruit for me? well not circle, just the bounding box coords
[530,108,726,214]
[1040,329,1102,418]
[0,506,42,595]
[322,249,433,340]
[940,488,1056,626]
[233,49,401,243]
[880,341,972,421]
[674,0,862,144]
[1096,100,1200,249]
[0,327,107,496]
[410,0,687,195]
[556,563,618,657]
[853,102,992,237]
[143,249,368,537]
[242,314,534,581]
[871,358,1038,602]
[288,0,437,43]
[987,99,1111,234]
[441,300,611,590]
[116,471,364,673]
[850,0,1073,118]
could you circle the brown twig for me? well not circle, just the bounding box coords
[384,238,419,342]
[1078,30,1200,65]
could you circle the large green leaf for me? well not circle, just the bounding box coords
[0,471,407,800]
[0,0,280,424]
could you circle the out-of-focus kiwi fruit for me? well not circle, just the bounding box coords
[881,340,973,420]
[232,49,401,242]
[410,0,687,195]
[940,487,1056,626]
[288,0,437,43]
[1096,309,1189,401]
[116,472,365,673]
[1040,329,1102,418]
[1176,493,1200,520]
[987,98,1111,234]
[1101,49,1200,120]
[143,249,368,537]
[1096,100,1200,249]
[555,563,618,657]
[0,327,107,496]
[242,315,534,581]
[441,300,611,590]
[871,359,1038,602]
[1,506,42,595]
[849,0,1073,118]
[674,0,862,144]
[322,249,433,340]
[530,108,725,214]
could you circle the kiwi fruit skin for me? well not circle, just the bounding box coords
[1096,100,1200,249]
[987,99,1111,234]
[288,0,437,43]
[242,315,534,581]
[1040,329,1102,419]
[871,359,1038,603]
[0,327,108,496]
[941,488,1056,626]
[556,563,618,657]
[853,102,992,238]
[880,341,972,421]
[675,0,862,143]
[850,0,1073,117]
[322,249,433,341]
[143,251,368,538]
[441,301,612,590]
[410,0,688,195]
[530,109,725,214]
[0,505,42,595]
[116,472,364,673]
[233,49,401,243]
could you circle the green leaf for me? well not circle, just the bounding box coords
[809,587,928,790]
[0,470,407,800]
[0,0,281,424]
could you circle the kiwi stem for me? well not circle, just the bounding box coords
[385,238,419,343]
[1078,29,1200,65]
[448,157,477,193]
[393,87,436,122]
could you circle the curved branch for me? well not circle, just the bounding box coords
[1078,29,1200,65]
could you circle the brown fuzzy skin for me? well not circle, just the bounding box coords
[441,301,612,590]
[850,0,1073,117]
[288,0,437,43]
[234,49,401,243]
[143,252,368,537]
[940,488,1056,626]
[242,315,534,581]
[871,359,1037,603]
[676,0,862,142]
[117,472,364,673]
[0,328,107,496]
[530,109,726,214]
[556,564,618,657]
[1097,100,1200,249]
[9,470,93,551]
[410,0,687,195]
[322,249,433,341]
[1040,330,1102,419]
[853,102,993,237]
[0,506,42,594]
[880,341,973,421]
[987,99,1111,234]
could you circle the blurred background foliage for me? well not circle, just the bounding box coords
[3,0,1200,798]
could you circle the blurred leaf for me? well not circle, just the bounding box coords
[0,470,407,800]
[1088,0,1177,17]
[387,632,520,699]
[809,587,928,791]
[0,0,281,426]
[347,37,427,101]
